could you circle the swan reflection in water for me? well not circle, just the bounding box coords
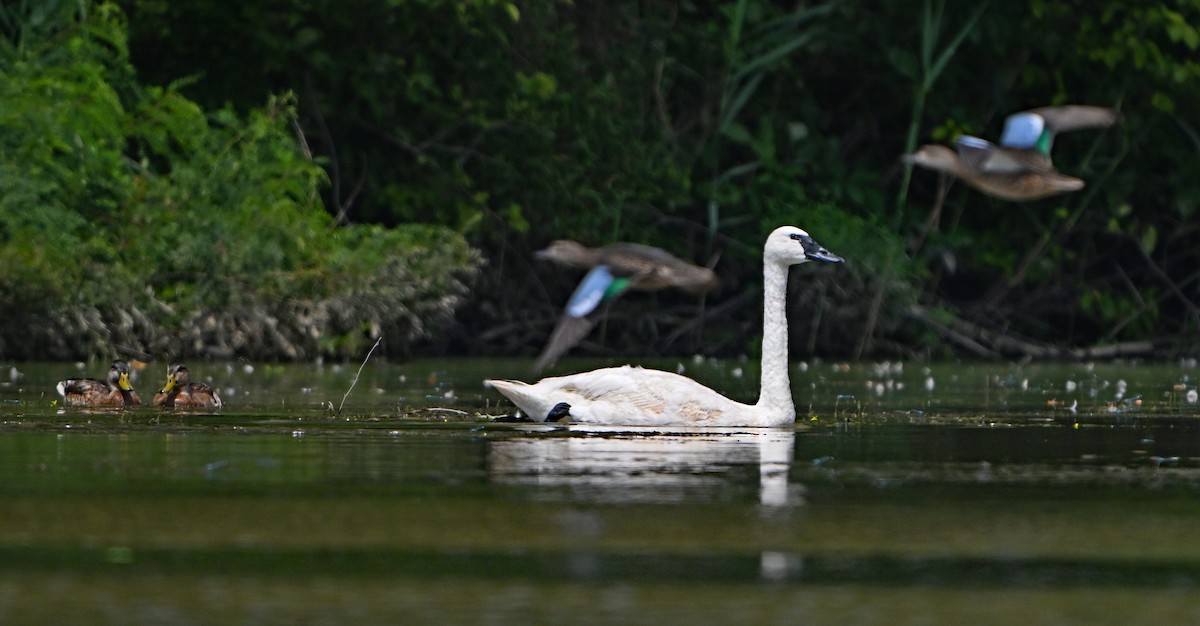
[488,425,803,580]
[487,425,798,508]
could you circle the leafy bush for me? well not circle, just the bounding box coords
[0,2,479,360]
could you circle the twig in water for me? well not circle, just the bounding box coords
[424,408,468,416]
[338,337,383,414]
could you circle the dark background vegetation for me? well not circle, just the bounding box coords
[2,0,1198,362]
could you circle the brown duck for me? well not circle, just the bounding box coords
[153,363,223,409]
[57,360,142,407]
[533,240,719,372]
[904,105,1119,202]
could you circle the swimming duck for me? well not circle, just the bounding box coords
[487,226,842,427]
[57,360,142,407]
[903,105,1119,201]
[533,239,719,372]
[152,363,223,409]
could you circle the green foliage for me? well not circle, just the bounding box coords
[23,0,1200,359]
[888,0,1200,348]
[0,3,479,360]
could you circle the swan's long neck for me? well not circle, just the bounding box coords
[756,258,794,422]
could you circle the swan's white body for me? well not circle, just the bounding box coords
[486,226,842,427]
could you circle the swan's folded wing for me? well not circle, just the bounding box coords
[555,367,682,415]
[563,367,755,425]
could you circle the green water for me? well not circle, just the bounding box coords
[2,358,1200,624]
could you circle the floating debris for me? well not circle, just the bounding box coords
[871,361,903,377]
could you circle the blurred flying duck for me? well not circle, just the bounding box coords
[903,105,1119,201]
[533,239,719,372]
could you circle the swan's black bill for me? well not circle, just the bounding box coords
[791,233,844,263]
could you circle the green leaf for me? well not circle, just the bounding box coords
[1140,225,1157,254]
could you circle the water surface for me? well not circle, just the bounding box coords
[2,358,1199,624]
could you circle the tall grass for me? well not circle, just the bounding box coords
[857,0,988,358]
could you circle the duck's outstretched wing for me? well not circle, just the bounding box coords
[598,243,719,293]
[533,316,598,373]
[1023,106,1120,136]
[955,136,998,171]
[999,106,1119,168]
[534,265,630,373]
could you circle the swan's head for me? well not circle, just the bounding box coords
[765,226,843,266]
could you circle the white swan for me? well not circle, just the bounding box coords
[485,226,843,427]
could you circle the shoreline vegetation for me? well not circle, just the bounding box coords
[0,4,478,361]
[3,2,1198,363]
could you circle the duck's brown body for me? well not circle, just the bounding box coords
[904,144,1085,201]
[152,363,222,409]
[57,361,142,407]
